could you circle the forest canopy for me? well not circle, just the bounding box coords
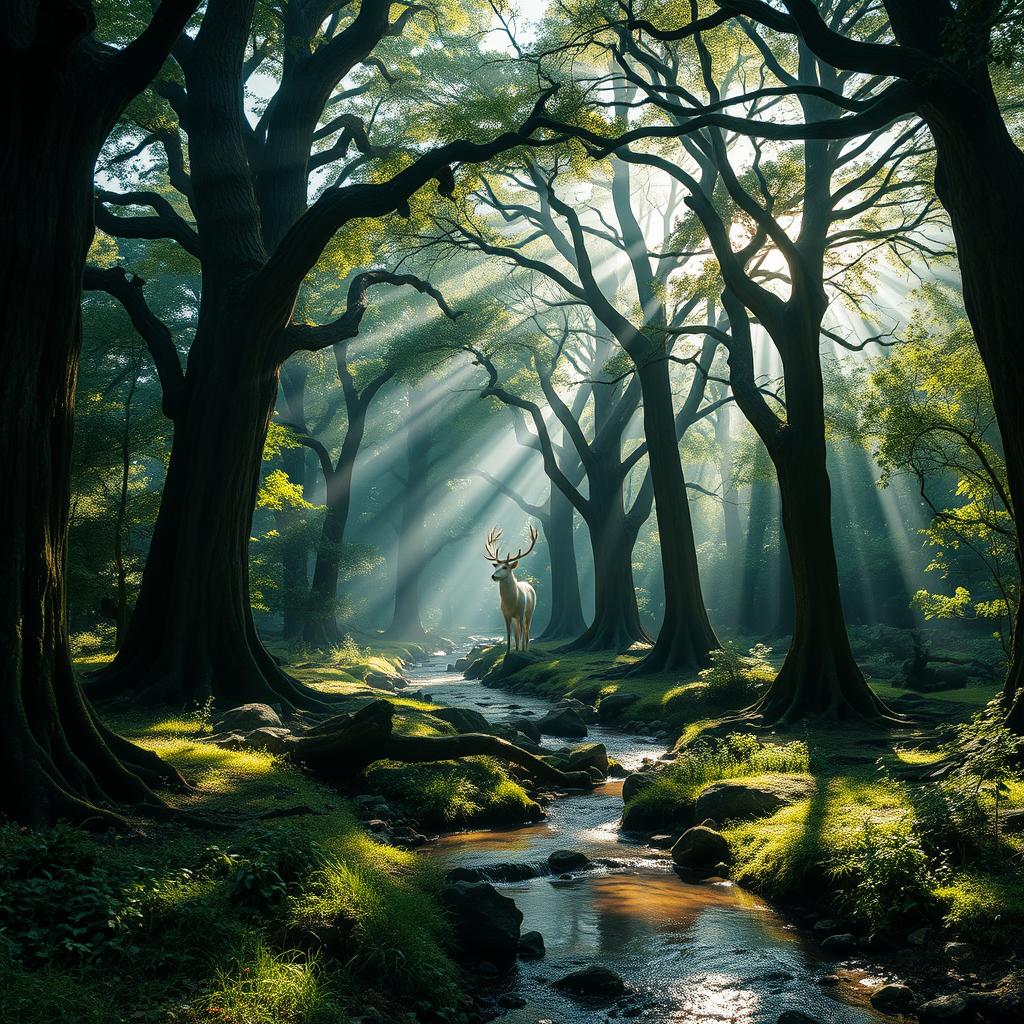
[3,1,1024,1022]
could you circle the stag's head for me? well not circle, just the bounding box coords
[484,524,538,581]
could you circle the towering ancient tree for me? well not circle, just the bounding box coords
[84,0,556,708]
[1,0,200,826]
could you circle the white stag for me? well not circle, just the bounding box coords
[484,525,538,653]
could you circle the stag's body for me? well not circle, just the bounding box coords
[485,526,538,652]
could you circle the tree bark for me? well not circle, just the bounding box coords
[623,357,718,674]
[90,308,333,710]
[277,443,310,642]
[302,412,366,648]
[280,700,593,789]
[0,0,199,825]
[919,81,1024,726]
[536,485,587,639]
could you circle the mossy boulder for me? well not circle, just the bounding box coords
[554,965,625,1000]
[213,703,282,734]
[671,825,731,870]
[598,692,640,722]
[431,706,491,733]
[565,742,608,775]
[537,706,588,738]
[693,774,815,823]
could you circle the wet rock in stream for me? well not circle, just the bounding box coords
[554,965,626,1000]
[440,881,522,970]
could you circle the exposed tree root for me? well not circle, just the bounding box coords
[274,700,594,789]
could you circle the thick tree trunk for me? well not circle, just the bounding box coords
[536,485,586,640]
[384,413,431,640]
[624,357,718,674]
[303,420,364,648]
[750,346,891,723]
[738,474,773,634]
[562,478,647,651]
[1,25,190,826]
[90,311,334,710]
[920,83,1024,728]
[714,402,743,624]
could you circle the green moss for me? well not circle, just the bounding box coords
[364,757,538,828]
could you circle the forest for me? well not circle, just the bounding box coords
[3,0,1024,1022]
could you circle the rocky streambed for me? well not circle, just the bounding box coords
[403,650,893,1024]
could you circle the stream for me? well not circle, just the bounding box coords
[405,649,888,1024]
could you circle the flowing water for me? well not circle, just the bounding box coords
[407,650,887,1024]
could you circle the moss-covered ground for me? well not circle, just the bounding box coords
[0,641,532,1024]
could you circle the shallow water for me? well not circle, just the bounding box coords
[408,650,886,1024]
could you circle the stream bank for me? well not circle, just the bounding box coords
[401,649,891,1024]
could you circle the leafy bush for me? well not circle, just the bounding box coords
[832,818,938,936]
[0,824,144,966]
[697,643,774,703]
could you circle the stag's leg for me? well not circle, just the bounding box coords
[524,607,533,651]
[514,616,522,652]
[505,616,512,653]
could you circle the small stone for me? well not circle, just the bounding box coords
[917,993,974,1023]
[554,965,626,1000]
[648,834,674,849]
[811,918,836,936]
[907,926,931,947]
[870,983,917,1014]
[519,930,545,959]
[548,849,590,873]
[818,975,840,987]
[777,1012,822,1024]
[820,933,857,956]
[944,941,972,960]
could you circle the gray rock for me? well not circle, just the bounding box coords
[241,726,293,754]
[671,825,731,870]
[820,933,857,956]
[431,706,491,733]
[213,703,282,734]
[440,881,523,969]
[694,774,815,823]
[554,965,625,1000]
[518,930,545,959]
[506,716,542,742]
[599,692,640,722]
[537,706,589,738]
[907,926,930,947]
[777,1013,822,1024]
[811,919,837,937]
[870,983,917,1014]
[917,994,974,1023]
[944,941,972,960]
[548,849,591,873]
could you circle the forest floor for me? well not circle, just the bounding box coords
[0,643,539,1024]
[4,635,1023,1024]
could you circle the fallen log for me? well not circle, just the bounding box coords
[277,700,594,789]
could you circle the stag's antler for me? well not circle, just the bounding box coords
[505,523,538,563]
[484,527,504,562]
